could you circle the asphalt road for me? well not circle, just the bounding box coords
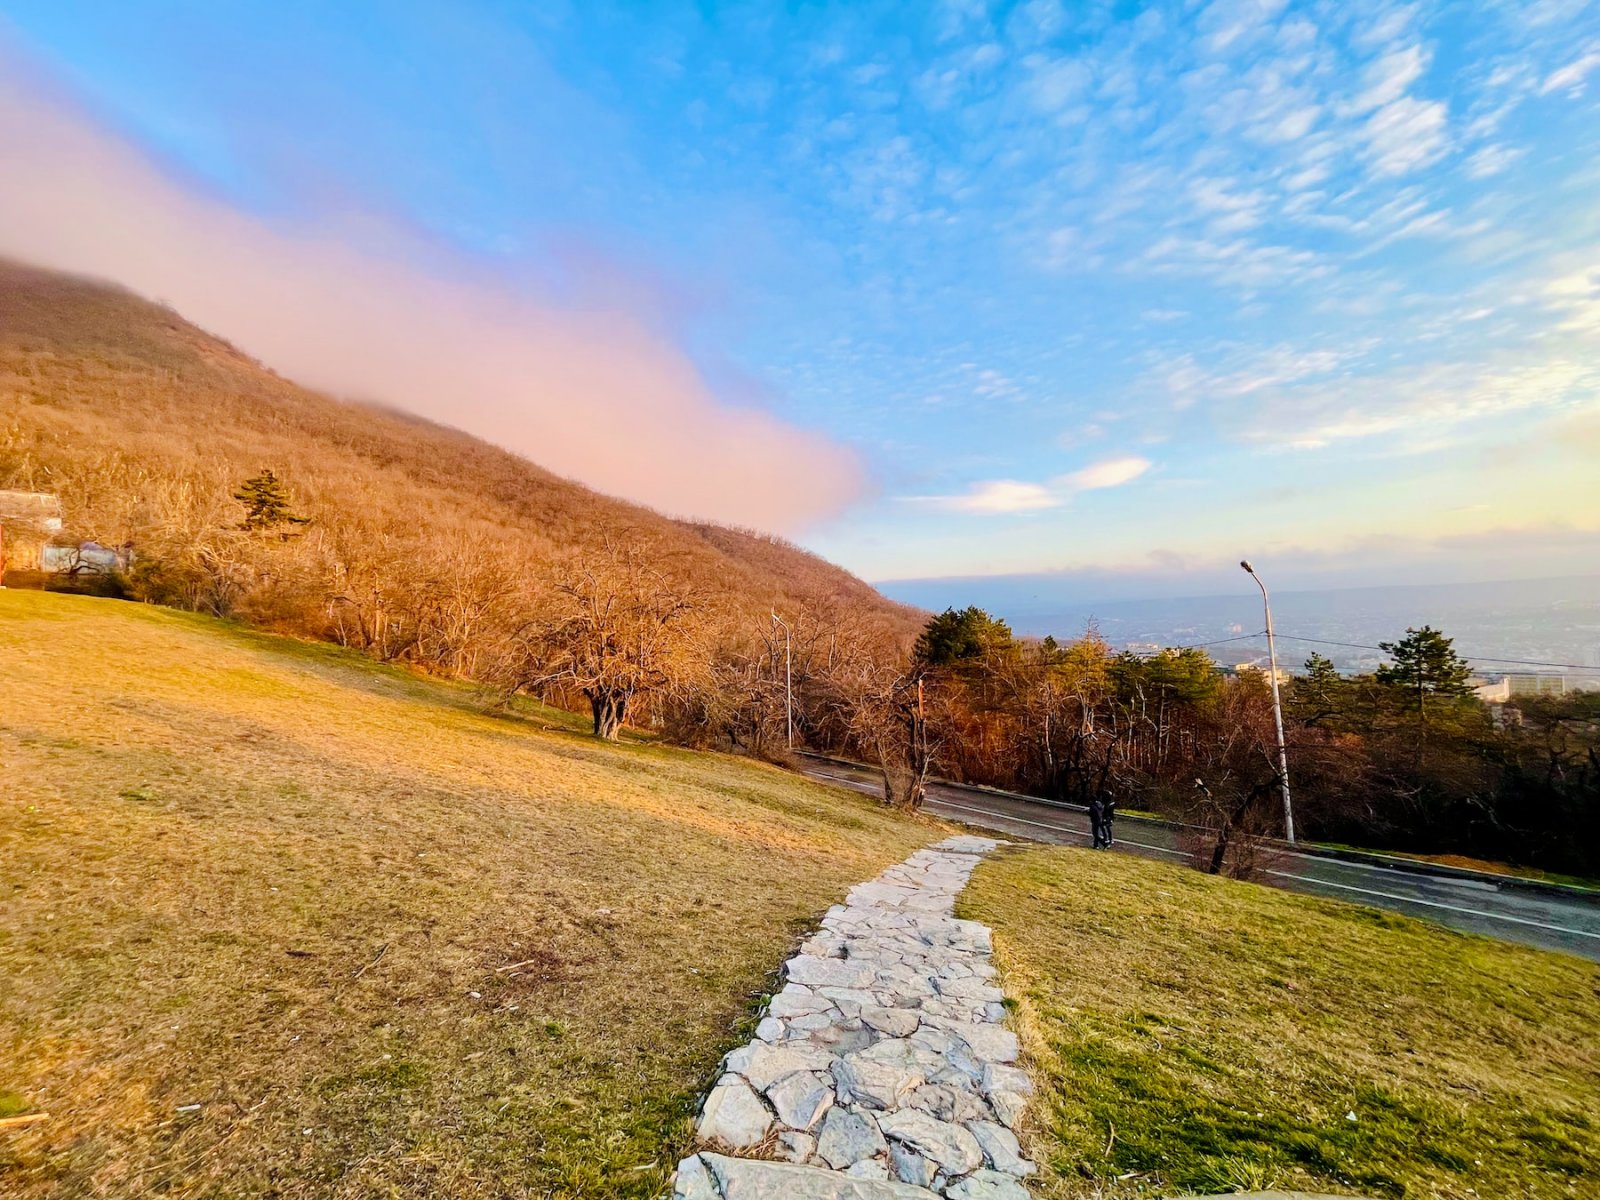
[802,758,1600,962]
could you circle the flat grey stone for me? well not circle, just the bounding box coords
[934,835,1001,855]
[834,1047,925,1110]
[788,955,877,989]
[888,1141,940,1189]
[808,1024,878,1055]
[770,987,833,1019]
[673,1153,719,1200]
[987,1088,1027,1129]
[862,1006,920,1038]
[817,986,879,1011]
[945,1168,1032,1199]
[969,1121,1033,1176]
[902,1082,990,1125]
[743,1043,837,1091]
[698,1076,773,1149]
[767,1069,835,1131]
[875,1108,984,1177]
[844,1158,892,1181]
[979,1063,1032,1097]
[700,1152,941,1198]
[778,1130,817,1162]
[817,1105,888,1169]
[947,1023,1019,1064]
[935,976,1005,1003]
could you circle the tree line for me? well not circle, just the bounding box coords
[42,466,1600,879]
[885,606,1600,878]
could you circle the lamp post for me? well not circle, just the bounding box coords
[771,612,793,749]
[1241,560,1295,844]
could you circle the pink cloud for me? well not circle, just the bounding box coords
[0,58,865,532]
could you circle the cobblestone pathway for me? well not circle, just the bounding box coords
[672,835,1034,1200]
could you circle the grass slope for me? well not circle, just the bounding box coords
[961,846,1600,1199]
[0,591,935,1198]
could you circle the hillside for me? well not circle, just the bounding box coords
[0,257,920,647]
[0,590,935,1198]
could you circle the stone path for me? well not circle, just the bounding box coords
[672,836,1034,1200]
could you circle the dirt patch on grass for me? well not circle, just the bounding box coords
[960,844,1600,1199]
[0,591,937,1198]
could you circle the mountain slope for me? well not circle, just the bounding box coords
[0,258,920,646]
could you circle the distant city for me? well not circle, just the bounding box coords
[889,574,1600,691]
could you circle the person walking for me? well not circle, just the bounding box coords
[1101,796,1117,848]
[1088,796,1108,849]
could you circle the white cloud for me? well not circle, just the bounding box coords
[1544,262,1600,334]
[1244,358,1597,449]
[1259,103,1320,142]
[909,480,1060,513]
[1363,95,1449,176]
[1024,54,1091,111]
[1352,2,1420,49]
[1464,143,1525,178]
[1057,455,1153,491]
[1140,235,1324,287]
[0,61,864,532]
[1189,176,1267,234]
[904,455,1153,514]
[1540,48,1600,95]
[1348,43,1428,114]
[1149,344,1357,410]
[1200,0,1289,56]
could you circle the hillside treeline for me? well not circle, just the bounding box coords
[894,607,1600,878]
[0,259,921,739]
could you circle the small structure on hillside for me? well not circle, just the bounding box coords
[0,490,65,575]
[41,541,130,576]
[1,491,131,584]
[1472,676,1511,704]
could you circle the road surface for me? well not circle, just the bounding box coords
[802,757,1600,962]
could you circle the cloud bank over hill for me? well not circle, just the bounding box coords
[0,60,864,533]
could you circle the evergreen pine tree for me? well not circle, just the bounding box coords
[234,469,309,534]
[1376,625,1473,719]
[1293,652,1346,726]
[913,606,1015,666]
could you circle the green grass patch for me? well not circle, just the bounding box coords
[961,845,1600,1198]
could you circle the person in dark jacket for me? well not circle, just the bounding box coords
[1088,797,1108,848]
[1101,797,1117,848]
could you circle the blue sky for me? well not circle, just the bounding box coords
[3,0,1598,599]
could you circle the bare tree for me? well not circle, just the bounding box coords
[1182,679,1285,879]
[496,541,702,740]
[819,652,941,810]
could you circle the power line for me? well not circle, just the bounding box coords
[1170,631,1267,650]
[1125,630,1600,673]
[1268,632,1600,673]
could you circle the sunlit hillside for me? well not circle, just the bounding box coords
[0,258,920,647]
[0,589,934,1198]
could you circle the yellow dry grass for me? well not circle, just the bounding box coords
[0,590,938,1198]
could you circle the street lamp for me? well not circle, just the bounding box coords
[1241,560,1295,844]
[771,612,793,749]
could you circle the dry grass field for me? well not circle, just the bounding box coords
[0,590,937,1199]
[963,845,1600,1199]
